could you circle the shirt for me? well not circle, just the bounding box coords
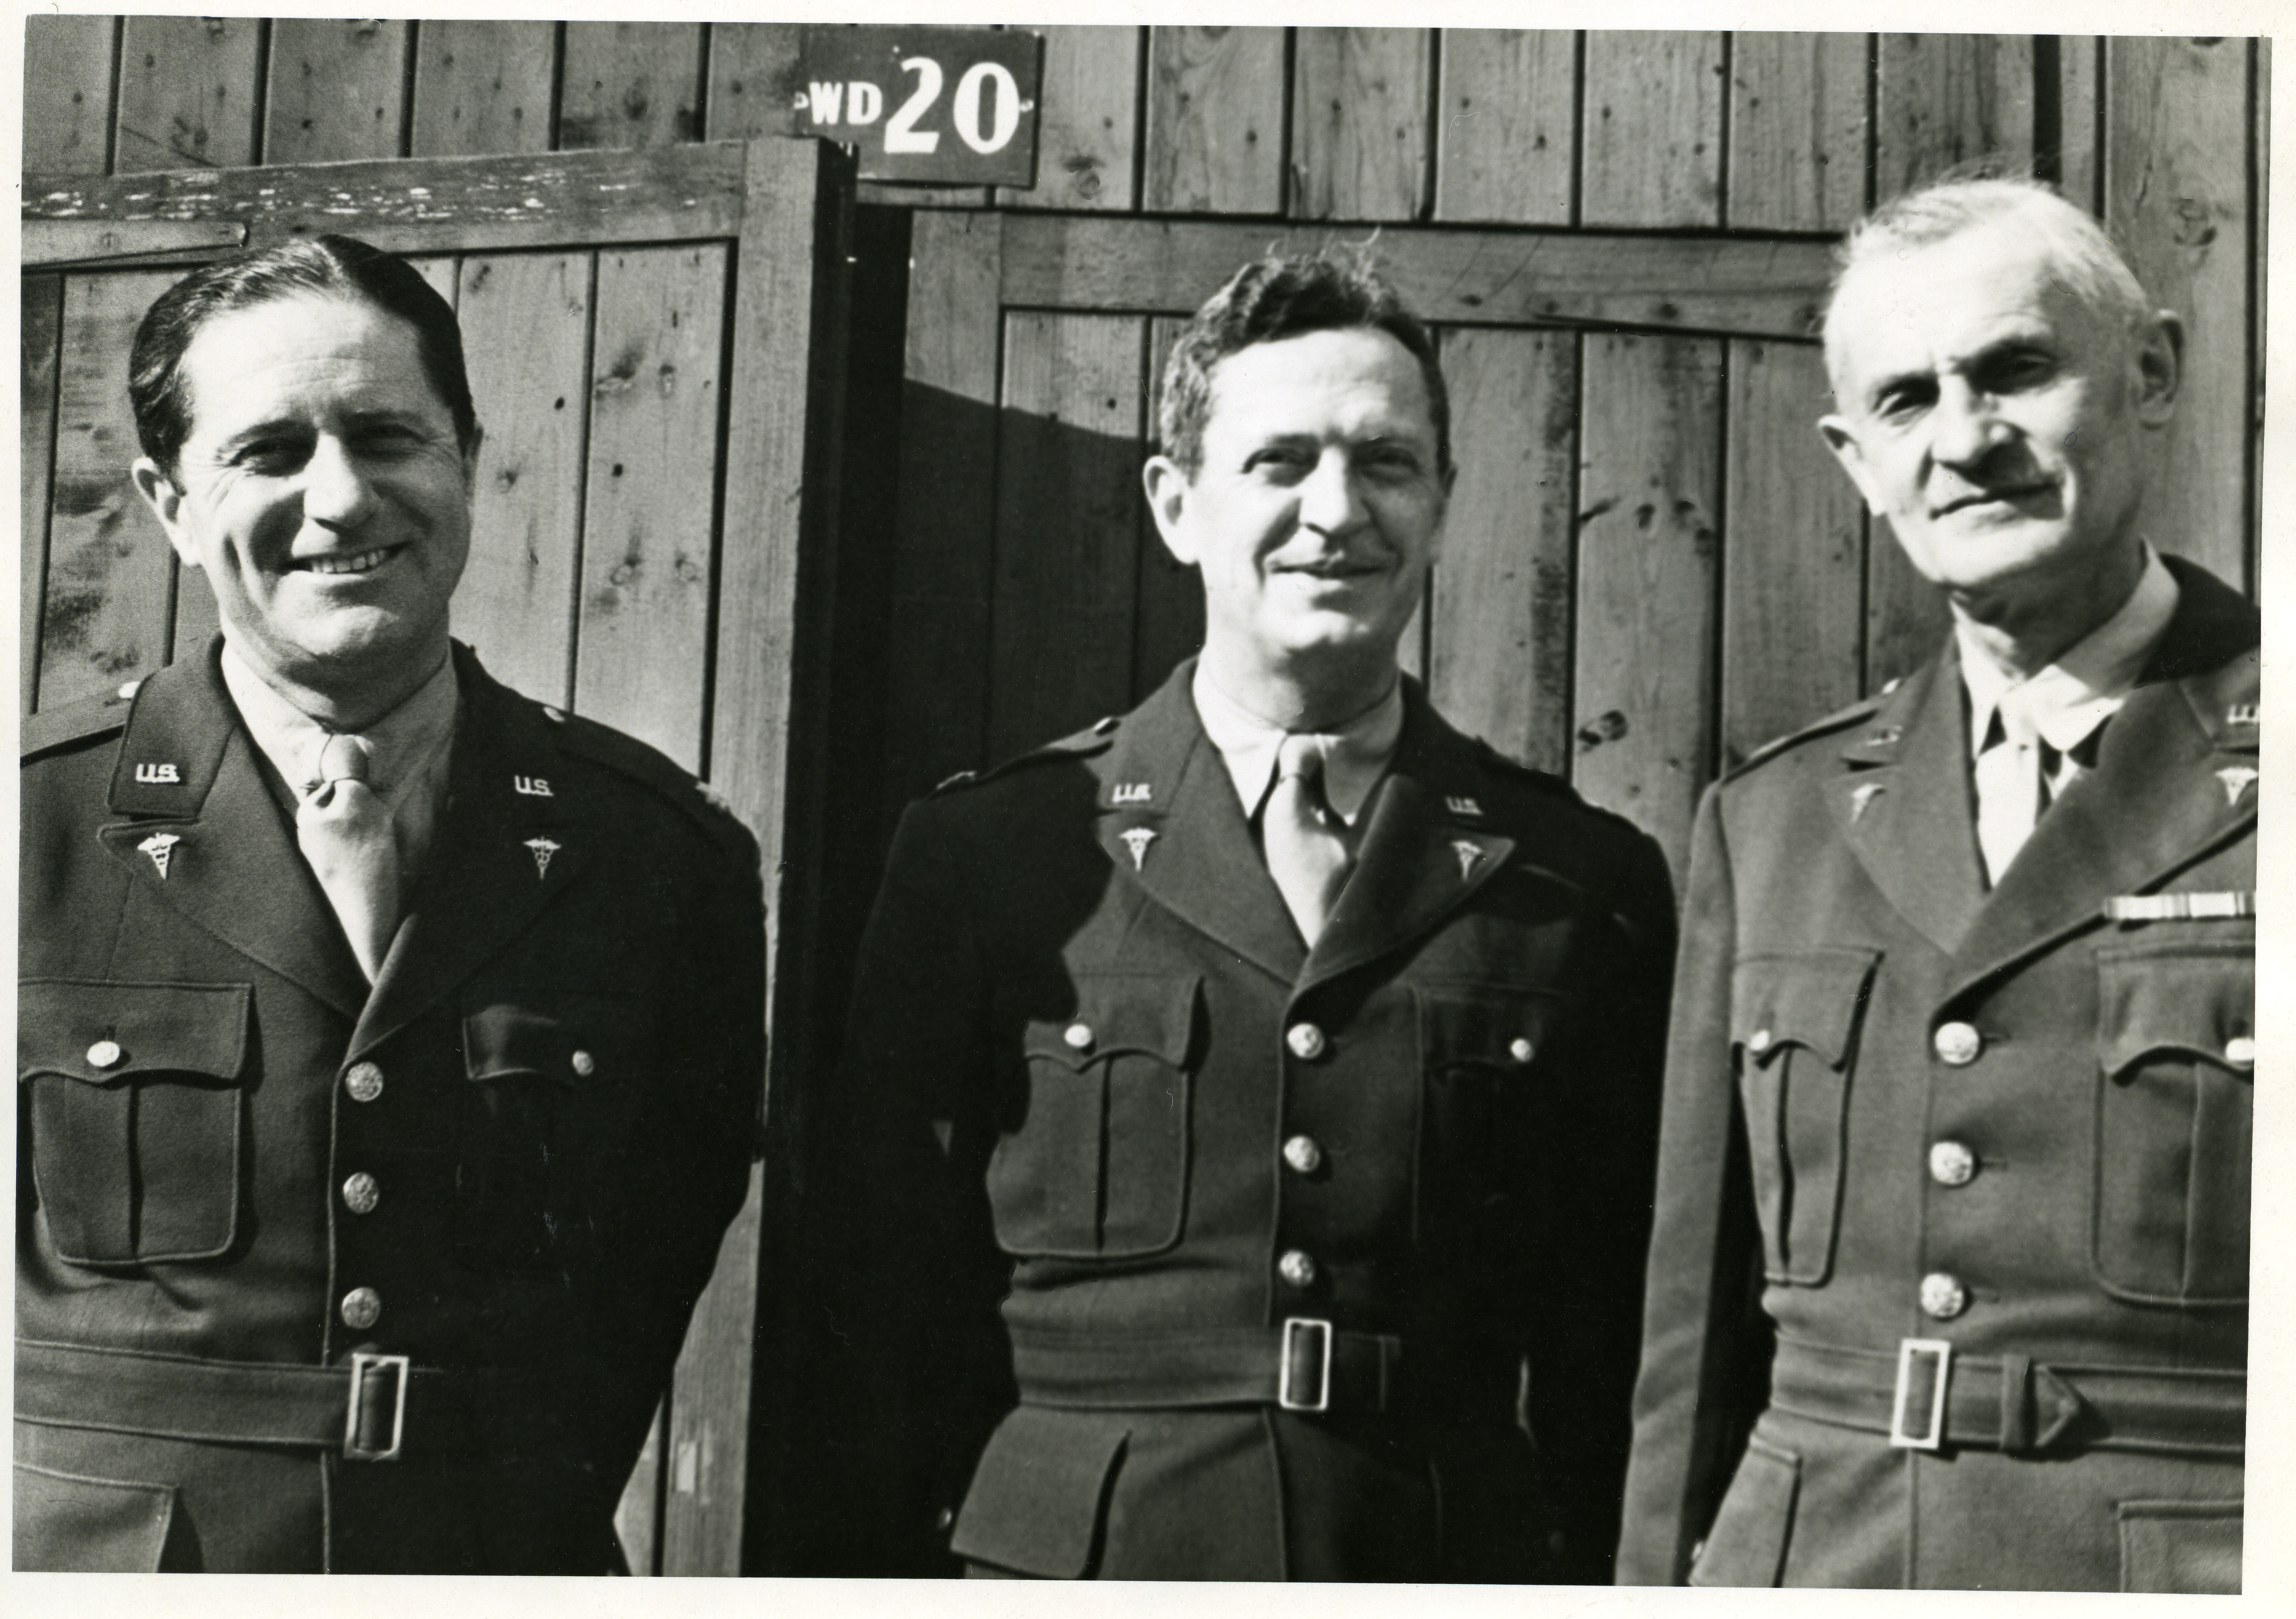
[1192,665,1406,826]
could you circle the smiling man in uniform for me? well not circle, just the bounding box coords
[18,235,763,1572]
[808,249,1677,1581]
[1618,175,2256,1591]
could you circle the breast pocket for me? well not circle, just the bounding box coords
[18,978,251,1265]
[2093,943,2252,1305]
[1417,983,1567,1223]
[990,974,1199,1259]
[1732,949,1880,1286]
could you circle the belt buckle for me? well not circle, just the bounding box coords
[1889,1337,1952,1450]
[345,1351,410,1462]
[1279,1318,1333,1413]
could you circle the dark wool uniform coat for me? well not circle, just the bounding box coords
[804,662,1676,1582]
[1616,556,2255,1592]
[17,638,763,1574]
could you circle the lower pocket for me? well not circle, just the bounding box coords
[2120,1499,2241,1594]
[1689,1435,1800,1588]
[950,1406,1129,1578]
[13,1461,178,1572]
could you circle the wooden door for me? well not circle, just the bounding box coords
[22,136,854,1575]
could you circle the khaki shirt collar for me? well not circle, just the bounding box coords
[1958,543,2180,759]
[1191,664,1405,826]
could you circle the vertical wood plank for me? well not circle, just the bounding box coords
[2054,35,2103,212]
[885,212,1004,799]
[24,14,118,175]
[1727,32,1868,231]
[44,272,184,709]
[989,313,1150,759]
[2107,36,2253,591]
[613,1403,665,1573]
[558,23,706,150]
[1291,28,1433,221]
[1721,340,1863,766]
[705,22,802,141]
[1003,25,1142,211]
[263,19,412,165]
[2250,40,2267,601]
[23,278,65,712]
[1572,332,1723,882]
[1875,33,2035,198]
[113,15,262,172]
[1427,327,1578,774]
[1434,29,1576,226]
[452,252,592,707]
[1137,319,1207,695]
[572,245,727,768]
[1583,31,1725,228]
[1865,525,1953,695]
[1144,26,1286,215]
[409,19,556,157]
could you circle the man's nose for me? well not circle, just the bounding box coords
[300,437,377,527]
[1298,451,1370,535]
[1929,377,2010,470]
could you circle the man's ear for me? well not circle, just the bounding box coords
[1816,415,1883,516]
[2133,310,2183,427]
[1142,455,1198,565]
[131,457,202,568]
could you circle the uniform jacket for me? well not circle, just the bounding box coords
[1617,556,2256,1592]
[804,661,1676,1581]
[17,638,763,1573]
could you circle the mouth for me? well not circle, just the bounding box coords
[1276,556,1389,583]
[1933,484,2051,519]
[294,544,404,578]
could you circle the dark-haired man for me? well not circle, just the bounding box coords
[810,251,1676,1580]
[18,236,764,1572]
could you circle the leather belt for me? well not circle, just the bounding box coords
[1769,1336,2246,1458]
[16,1338,517,1461]
[1009,1320,1519,1422]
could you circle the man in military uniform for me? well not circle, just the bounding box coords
[806,251,1676,1580]
[18,236,764,1572]
[1618,175,2254,1591]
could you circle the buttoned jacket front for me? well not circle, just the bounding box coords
[17,639,763,1574]
[807,661,1676,1581]
[1617,556,2256,1591]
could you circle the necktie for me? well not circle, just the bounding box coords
[297,732,402,981]
[1264,736,1353,946]
[1973,703,2053,887]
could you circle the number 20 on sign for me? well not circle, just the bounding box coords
[795,26,1043,188]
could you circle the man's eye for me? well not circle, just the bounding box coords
[1360,449,1422,478]
[1874,386,1933,422]
[1244,448,1309,474]
[231,440,304,471]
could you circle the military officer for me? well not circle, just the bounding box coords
[17,235,764,1572]
[803,251,1677,1581]
[1617,175,2254,1591]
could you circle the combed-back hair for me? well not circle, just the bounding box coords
[1158,244,1450,478]
[130,233,478,473]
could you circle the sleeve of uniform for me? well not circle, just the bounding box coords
[1614,784,1774,1583]
[792,797,1010,1575]
[1520,820,1678,1583]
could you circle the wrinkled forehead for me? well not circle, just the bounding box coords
[1201,326,1437,443]
[176,291,442,424]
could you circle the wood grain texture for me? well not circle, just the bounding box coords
[558,22,706,150]
[23,278,65,711]
[2053,35,2102,211]
[1004,25,1141,211]
[1434,29,1575,226]
[113,14,262,173]
[1875,33,2035,197]
[1727,31,1868,231]
[1137,319,1207,692]
[1290,28,1432,221]
[1720,339,1863,767]
[1582,31,1724,228]
[1002,215,1833,341]
[1864,523,1952,695]
[705,22,804,141]
[410,19,556,157]
[1144,26,1286,215]
[1572,332,1723,883]
[263,19,411,165]
[989,312,1150,760]
[613,1404,665,1574]
[2107,36,2254,592]
[1428,327,1578,774]
[572,245,728,770]
[452,252,591,707]
[42,271,183,710]
[24,14,118,175]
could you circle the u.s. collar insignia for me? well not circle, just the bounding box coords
[2218,767,2258,806]
[2227,703,2259,727]
[137,832,180,879]
[1119,827,1157,871]
[1851,783,1885,822]
[1445,795,1483,819]
[1451,839,1486,879]
[134,762,182,785]
[512,773,553,797]
[1112,782,1152,806]
[523,836,562,879]
[1865,725,1904,748]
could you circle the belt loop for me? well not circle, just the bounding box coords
[1998,1352,2035,1454]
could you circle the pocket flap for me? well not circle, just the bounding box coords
[1732,949,1881,1070]
[13,1462,178,1572]
[17,979,249,1086]
[1419,983,1565,1070]
[2119,1499,2242,1594]
[2100,945,2254,1080]
[950,1406,1129,1578]
[464,1001,591,1086]
[1023,974,1200,1072]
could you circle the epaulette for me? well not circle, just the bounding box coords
[546,703,755,851]
[1721,692,1886,783]
[22,680,139,763]
[928,716,1117,798]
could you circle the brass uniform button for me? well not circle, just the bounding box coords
[340,1287,383,1330]
[1746,1028,1773,1056]
[1282,1135,1324,1175]
[344,1062,385,1103]
[341,1172,381,1215]
[1928,1142,1977,1188]
[1933,1022,1983,1066]
[1064,1023,1094,1052]
[85,1039,123,1070]
[1919,1272,1968,1320]
[2224,1036,2256,1070]
[1286,1023,1327,1061]
[1278,1250,1318,1289]
[571,1049,597,1077]
[1507,1037,1536,1066]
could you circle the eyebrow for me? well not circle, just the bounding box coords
[1863,331,2057,409]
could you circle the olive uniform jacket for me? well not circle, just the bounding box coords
[803,661,1676,1582]
[1617,556,2255,1592]
[17,639,763,1573]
